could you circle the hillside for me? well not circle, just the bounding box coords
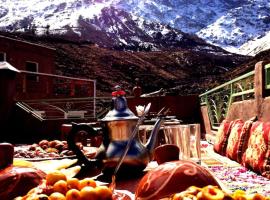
[225,48,270,79]
[1,0,269,54]
[1,32,256,96]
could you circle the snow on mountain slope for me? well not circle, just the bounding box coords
[0,0,110,32]
[197,1,270,53]
[0,0,228,54]
[112,0,270,54]
[238,31,270,56]
[113,0,238,33]
[0,0,270,55]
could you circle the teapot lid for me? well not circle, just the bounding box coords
[101,86,138,121]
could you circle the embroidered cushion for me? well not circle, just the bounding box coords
[225,119,244,161]
[242,121,270,179]
[226,118,255,163]
[213,120,234,156]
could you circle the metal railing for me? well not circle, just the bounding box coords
[200,69,255,130]
[17,96,112,121]
[200,62,270,130]
[15,70,101,120]
[265,63,270,90]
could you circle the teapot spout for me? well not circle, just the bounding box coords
[145,118,164,154]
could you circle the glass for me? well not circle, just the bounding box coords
[179,125,191,160]
[163,125,183,159]
[189,124,201,164]
[163,124,201,164]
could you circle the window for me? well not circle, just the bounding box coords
[0,52,6,61]
[26,61,39,81]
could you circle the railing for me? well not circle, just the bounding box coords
[16,70,96,100]
[200,62,270,130]
[200,69,255,130]
[265,63,270,90]
[17,96,112,120]
[14,70,102,120]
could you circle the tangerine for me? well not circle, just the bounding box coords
[49,192,66,200]
[80,186,98,200]
[53,180,68,195]
[65,189,81,200]
[79,178,96,190]
[95,185,113,200]
[67,178,80,190]
[46,170,67,186]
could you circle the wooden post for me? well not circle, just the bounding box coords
[254,61,265,119]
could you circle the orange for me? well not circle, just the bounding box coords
[95,185,113,200]
[80,186,98,200]
[79,178,97,190]
[46,170,67,186]
[49,192,66,200]
[65,189,81,200]
[53,180,68,195]
[67,178,80,190]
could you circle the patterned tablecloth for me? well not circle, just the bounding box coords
[201,141,270,196]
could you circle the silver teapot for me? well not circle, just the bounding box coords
[67,87,164,175]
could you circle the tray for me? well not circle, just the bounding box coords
[14,145,97,161]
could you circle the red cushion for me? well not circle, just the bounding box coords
[226,119,254,163]
[225,119,244,161]
[242,121,270,179]
[214,120,234,156]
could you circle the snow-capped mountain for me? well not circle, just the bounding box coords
[238,31,270,56]
[0,0,227,53]
[112,0,270,54]
[0,0,269,54]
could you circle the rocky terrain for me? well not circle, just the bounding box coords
[1,0,270,54]
[32,35,270,96]
[1,31,251,96]
[1,0,269,96]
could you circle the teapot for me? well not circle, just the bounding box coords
[67,87,164,175]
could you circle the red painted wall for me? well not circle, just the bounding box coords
[0,35,55,74]
[127,95,201,123]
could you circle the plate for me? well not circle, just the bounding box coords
[14,145,97,161]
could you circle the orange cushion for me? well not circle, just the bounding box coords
[214,120,234,156]
[226,119,254,163]
[242,121,270,179]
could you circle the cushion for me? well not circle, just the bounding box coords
[225,119,244,161]
[214,120,234,156]
[226,118,256,163]
[242,121,270,179]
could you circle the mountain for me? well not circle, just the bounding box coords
[226,48,270,79]
[0,0,270,54]
[113,0,270,54]
[0,31,249,96]
[1,0,266,96]
[238,31,270,56]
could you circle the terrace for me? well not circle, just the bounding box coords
[1,60,270,199]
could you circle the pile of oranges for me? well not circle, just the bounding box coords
[171,185,269,200]
[16,170,113,200]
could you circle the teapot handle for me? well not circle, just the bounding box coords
[67,122,103,168]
